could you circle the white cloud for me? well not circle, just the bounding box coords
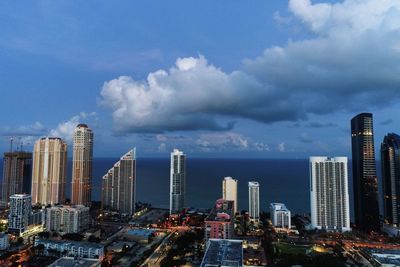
[278,142,286,152]
[101,0,400,133]
[49,112,97,143]
[0,122,46,136]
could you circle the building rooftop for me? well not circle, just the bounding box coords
[205,199,234,223]
[49,257,100,267]
[200,239,243,267]
[126,229,154,237]
[248,181,259,187]
[35,238,104,250]
[365,248,400,266]
[76,123,89,128]
[270,203,290,212]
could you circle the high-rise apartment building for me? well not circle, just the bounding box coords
[101,149,136,215]
[46,205,90,234]
[31,137,67,206]
[8,194,32,235]
[2,152,32,205]
[205,199,234,240]
[310,157,350,232]
[381,133,400,226]
[351,113,380,232]
[248,181,260,225]
[222,177,238,214]
[270,203,291,229]
[170,149,186,215]
[71,124,94,206]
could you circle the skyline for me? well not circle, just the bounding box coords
[2,0,400,158]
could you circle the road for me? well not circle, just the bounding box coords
[140,231,176,267]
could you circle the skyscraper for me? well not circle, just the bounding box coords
[381,133,400,225]
[170,149,186,215]
[1,152,32,205]
[31,137,67,206]
[222,177,238,214]
[101,149,136,215]
[351,113,380,232]
[248,181,260,225]
[8,194,32,236]
[310,157,350,232]
[71,124,94,206]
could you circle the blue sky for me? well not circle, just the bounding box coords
[1,0,400,158]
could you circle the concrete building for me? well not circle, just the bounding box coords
[31,137,67,206]
[200,239,243,267]
[8,194,31,235]
[310,157,350,232]
[1,151,32,206]
[222,177,238,214]
[205,199,234,240]
[248,181,260,225]
[71,124,94,206]
[270,203,291,229]
[381,133,400,226]
[170,149,186,214]
[101,149,136,215]
[35,238,104,259]
[48,257,101,267]
[351,113,380,232]
[46,205,90,234]
[0,233,9,250]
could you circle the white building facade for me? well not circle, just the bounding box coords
[222,177,238,214]
[170,149,186,214]
[8,194,31,235]
[101,149,136,215]
[310,157,350,232]
[46,205,90,234]
[270,203,291,229]
[248,181,260,225]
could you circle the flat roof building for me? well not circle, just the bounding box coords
[270,203,291,229]
[200,239,243,267]
[205,199,235,241]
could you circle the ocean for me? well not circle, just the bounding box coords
[1,158,364,215]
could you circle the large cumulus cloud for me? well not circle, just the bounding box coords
[101,0,400,133]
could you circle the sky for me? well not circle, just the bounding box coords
[1,0,400,158]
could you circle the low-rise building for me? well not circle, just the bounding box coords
[35,238,104,259]
[200,239,243,267]
[46,205,90,234]
[48,257,101,267]
[0,233,9,250]
[270,203,291,229]
[205,199,234,240]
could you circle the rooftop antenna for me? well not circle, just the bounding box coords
[9,136,14,153]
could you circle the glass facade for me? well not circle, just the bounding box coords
[351,113,380,232]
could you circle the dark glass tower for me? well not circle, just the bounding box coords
[351,113,380,232]
[381,133,400,225]
[1,152,32,205]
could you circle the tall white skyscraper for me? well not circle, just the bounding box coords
[31,137,67,206]
[101,149,136,215]
[248,181,260,224]
[222,177,238,214]
[310,157,350,232]
[71,124,94,206]
[8,194,31,236]
[170,149,186,214]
